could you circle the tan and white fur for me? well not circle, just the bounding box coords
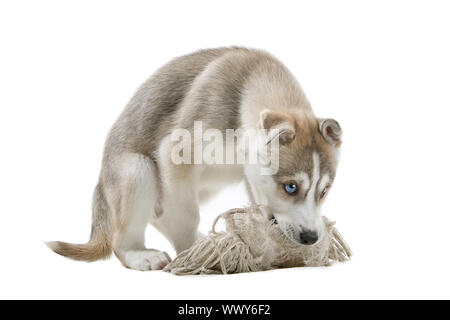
[47,47,343,271]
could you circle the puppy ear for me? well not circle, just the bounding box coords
[259,109,295,145]
[319,118,342,147]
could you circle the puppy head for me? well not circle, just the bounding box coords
[246,109,342,244]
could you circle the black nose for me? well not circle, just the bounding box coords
[299,230,319,245]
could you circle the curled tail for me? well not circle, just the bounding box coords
[46,183,112,262]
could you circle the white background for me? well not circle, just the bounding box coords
[1,0,449,299]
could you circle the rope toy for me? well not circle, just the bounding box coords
[164,207,351,275]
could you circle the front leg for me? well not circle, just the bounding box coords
[154,180,201,253]
[153,141,202,253]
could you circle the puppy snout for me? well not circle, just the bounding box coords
[299,230,319,245]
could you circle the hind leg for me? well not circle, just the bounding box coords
[106,153,171,271]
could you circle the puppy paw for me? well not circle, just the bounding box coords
[123,249,171,271]
[196,231,206,240]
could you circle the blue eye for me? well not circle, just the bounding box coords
[320,187,328,199]
[284,183,298,194]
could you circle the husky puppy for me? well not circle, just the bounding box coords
[47,47,342,271]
